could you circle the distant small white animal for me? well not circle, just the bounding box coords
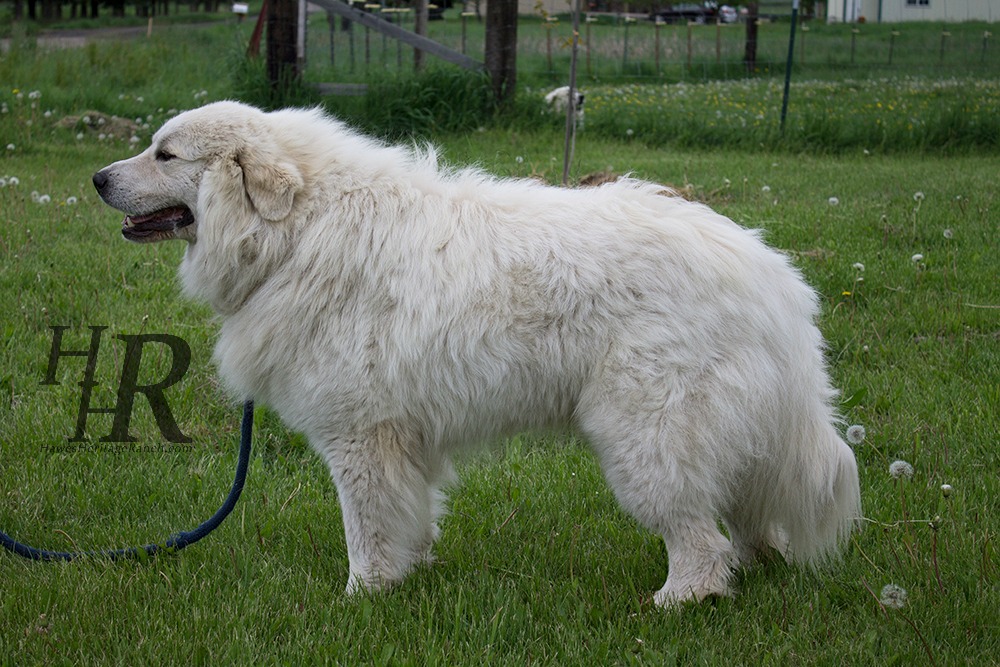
[545,85,585,127]
[94,101,861,607]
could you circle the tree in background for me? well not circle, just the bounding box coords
[485,0,517,106]
[267,0,299,93]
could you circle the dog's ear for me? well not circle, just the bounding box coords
[236,143,303,222]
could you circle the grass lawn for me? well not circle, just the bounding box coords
[2,16,998,666]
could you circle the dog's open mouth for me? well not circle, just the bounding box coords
[121,206,195,243]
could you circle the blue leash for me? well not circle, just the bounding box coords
[0,401,253,562]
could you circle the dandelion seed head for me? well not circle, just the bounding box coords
[828,196,840,206]
[943,228,953,239]
[911,253,924,263]
[8,176,19,186]
[38,194,51,204]
[5,144,14,151]
[761,185,771,193]
[625,128,634,137]
[913,191,925,202]
[880,584,908,609]
[853,262,865,272]
[65,196,78,205]
[889,460,914,479]
[846,424,866,445]
[940,483,953,498]
[515,156,524,164]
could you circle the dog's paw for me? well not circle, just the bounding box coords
[344,570,396,596]
[653,581,733,608]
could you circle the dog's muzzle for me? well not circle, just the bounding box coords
[92,170,195,243]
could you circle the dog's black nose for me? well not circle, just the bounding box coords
[92,170,108,193]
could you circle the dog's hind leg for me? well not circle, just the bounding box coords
[578,387,738,607]
[317,421,439,594]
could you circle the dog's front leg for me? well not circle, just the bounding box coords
[320,422,437,594]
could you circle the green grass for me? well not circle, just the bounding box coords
[2,17,999,666]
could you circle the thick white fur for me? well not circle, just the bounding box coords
[98,101,860,606]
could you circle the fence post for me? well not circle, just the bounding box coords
[546,16,558,73]
[687,21,693,70]
[716,19,721,64]
[562,0,582,186]
[655,18,662,74]
[327,9,336,66]
[889,29,898,65]
[586,15,596,77]
[780,0,800,133]
[623,16,635,72]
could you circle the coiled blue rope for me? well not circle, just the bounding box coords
[1,401,253,562]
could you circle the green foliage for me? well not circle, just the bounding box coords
[230,53,322,111]
[323,66,498,140]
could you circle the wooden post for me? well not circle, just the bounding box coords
[655,19,662,74]
[485,0,518,106]
[716,20,721,63]
[562,0,581,185]
[744,2,758,74]
[267,0,300,93]
[414,0,428,71]
[687,22,692,70]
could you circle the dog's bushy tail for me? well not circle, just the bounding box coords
[771,416,862,566]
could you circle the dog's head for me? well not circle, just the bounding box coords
[93,101,304,245]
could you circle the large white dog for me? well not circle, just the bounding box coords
[94,101,860,606]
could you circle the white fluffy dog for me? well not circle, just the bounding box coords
[94,101,860,606]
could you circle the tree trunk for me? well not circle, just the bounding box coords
[267,0,300,95]
[485,0,518,106]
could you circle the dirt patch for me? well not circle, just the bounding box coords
[56,111,141,141]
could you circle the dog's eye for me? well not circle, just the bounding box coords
[156,150,176,162]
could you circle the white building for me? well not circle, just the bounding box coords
[828,0,998,23]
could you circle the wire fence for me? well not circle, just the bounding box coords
[301,7,998,87]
